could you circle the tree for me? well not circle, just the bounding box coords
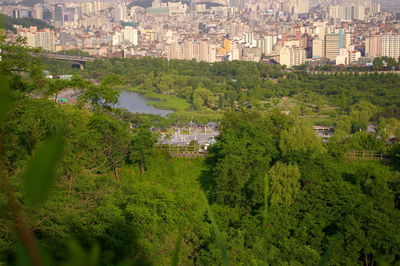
[45,79,70,101]
[268,162,301,206]
[372,57,384,71]
[77,114,130,174]
[349,101,378,133]
[202,111,278,209]
[80,85,119,111]
[279,122,326,160]
[100,73,125,87]
[129,125,158,173]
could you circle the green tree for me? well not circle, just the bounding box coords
[279,122,326,159]
[268,162,301,206]
[373,57,384,71]
[202,111,277,209]
[80,85,119,111]
[129,125,158,173]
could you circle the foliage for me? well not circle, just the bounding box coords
[279,121,326,159]
[1,42,400,266]
[128,125,158,173]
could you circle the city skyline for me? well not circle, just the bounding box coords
[1,0,399,68]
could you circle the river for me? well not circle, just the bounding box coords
[116,91,174,116]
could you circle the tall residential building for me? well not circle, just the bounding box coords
[279,46,306,68]
[321,30,350,61]
[325,34,339,60]
[312,38,325,58]
[198,41,216,63]
[167,41,216,63]
[123,27,138,46]
[381,35,400,60]
[371,2,380,14]
[113,5,128,22]
[329,5,365,21]
[55,4,63,22]
[365,35,382,57]
[169,42,181,60]
[292,0,310,14]
[182,40,194,60]
[33,4,43,20]
[19,27,55,52]
[223,39,232,53]
[258,35,277,55]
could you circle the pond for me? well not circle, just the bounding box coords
[116,91,174,116]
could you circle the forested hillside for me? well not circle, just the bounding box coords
[0,37,399,265]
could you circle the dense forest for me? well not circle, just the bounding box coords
[0,37,400,265]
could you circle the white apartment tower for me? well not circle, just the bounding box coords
[113,5,128,22]
[259,35,277,55]
[280,46,306,68]
[123,27,138,46]
[19,27,55,52]
[381,35,400,60]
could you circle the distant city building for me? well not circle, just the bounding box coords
[113,4,128,22]
[371,2,381,14]
[313,29,350,61]
[365,34,382,57]
[381,35,400,60]
[329,5,365,21]
[336,46,361,65]
[19,26,55,52]
[55,4,63,22]
[279,45,306,68]
[312,38,325,58]
[168,40,216,63]
[258,35,277,55]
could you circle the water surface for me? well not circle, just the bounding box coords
[117,91,173,116]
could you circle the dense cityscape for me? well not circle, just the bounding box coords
[1,0,400,67]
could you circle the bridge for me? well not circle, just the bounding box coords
[41,53,95,69]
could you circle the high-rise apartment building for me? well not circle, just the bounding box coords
[312,38,325,58]
[279,46,306,68]
[182,40,194,60]
[371,2,380,14]
[329,5,365,21]
[168,40,216,63]
[198,41,216,63]
[325,34,340,60]
[55,4,63,22]
[123,27,138,46]
[292,0,310,14]
[33,3,43,20]
[19,27,55,52]
[258,35,277,55]
[365,35,382,57]
[312,29,350,61]
[113,5,128,22]
[381,35,400,60]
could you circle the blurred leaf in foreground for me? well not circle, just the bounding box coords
[23,134,64,205]
[60,240,99,266]
[0,70,11,123]
[172,226,184,266]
